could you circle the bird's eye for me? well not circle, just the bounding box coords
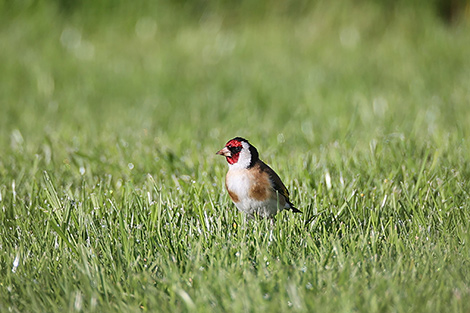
[230,146,242,154]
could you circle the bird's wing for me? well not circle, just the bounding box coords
[257,160,290,201]
[256,160,301,213]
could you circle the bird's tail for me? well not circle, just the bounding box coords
[288,201,302,213]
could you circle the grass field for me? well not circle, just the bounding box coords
[1,1,470,312]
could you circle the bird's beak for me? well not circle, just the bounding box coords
[216,147,231,157]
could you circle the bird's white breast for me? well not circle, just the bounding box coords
[226,169,282,218]
[226,169,251,199]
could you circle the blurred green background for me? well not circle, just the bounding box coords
[1,0,469,158]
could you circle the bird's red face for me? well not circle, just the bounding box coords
[216,138,243,165]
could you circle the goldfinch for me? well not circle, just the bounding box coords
[216,137,301,218]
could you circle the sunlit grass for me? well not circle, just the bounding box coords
[1,1,470,312]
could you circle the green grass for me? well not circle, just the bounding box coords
[1,1,470,312]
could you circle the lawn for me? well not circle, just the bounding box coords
[1,1,470,312]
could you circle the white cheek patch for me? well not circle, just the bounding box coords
[228,141,252,170]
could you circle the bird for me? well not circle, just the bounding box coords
[216,137,301,219]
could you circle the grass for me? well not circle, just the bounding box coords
[1,1,470,312]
